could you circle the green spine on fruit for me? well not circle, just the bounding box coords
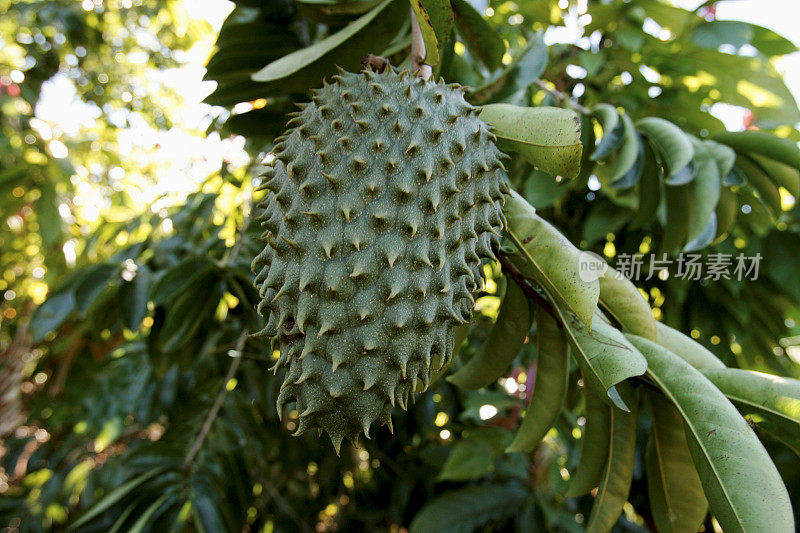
[252,66,509,450]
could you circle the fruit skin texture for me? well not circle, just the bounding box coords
[252,66,509,450]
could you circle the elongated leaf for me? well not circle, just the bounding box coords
[567,388,611,497]
[627,335,795,533]
[737,155,782,217]
[655,322,724,370]
[30,290,75,342]
[504,191,599,327]
[702,368,800,455]
[610,136,644,189]
[451,0,504,70]
[557,308,647,411]
[480,104,582,178]
[607,114,639,183]
[586,385,639,533]
[410,484,528,533]
[438,440,495,481]
[507,310,569,452]
[591,104,624,161]
[448,281,532,390]
[685,139,721,251]
[750,153,800,198]
[712,130,800,169]
[409,0,453,65]
[159,271,222,351]
[128,493,172,533]
[637,117,694,180]
[119,264,151,331]
[598,267,657,341]
[37,178,61,246]
[705,139,736,180]
[252,0,405,88]
[469,33,547,103]
[69,468,166,530]
[151,257,218,306]
[646,392,708,533]
[714,187,738,239]
[660,183,690,255]
[75,263,122,315]
[631,142,660,228]
[581,202,632,246]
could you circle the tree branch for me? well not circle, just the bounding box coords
[183,331,247,473]
[409,8,432,79]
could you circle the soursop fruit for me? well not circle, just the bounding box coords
[252,66,509,450]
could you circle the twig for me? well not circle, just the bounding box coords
[183,331,247,473]
[493,244,562,326]
[409,8,432,79]
[533,79,592,116]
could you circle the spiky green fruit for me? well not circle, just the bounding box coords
[252,66,509,450]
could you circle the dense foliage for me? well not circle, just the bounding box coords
[2,0,800,531]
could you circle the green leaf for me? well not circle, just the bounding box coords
[714,187,738,239]
[252,0,405,87]
[151,257,218,306]
[627,335,795,533]
[749,153,800,198]
[410,484,528,533]
[30,290,76,342]
[660,184,690,255]
[608,115,641,185]
[556,309,647,411]
[409,0,453,65]
[590,104,624,161]
[438,440,496,481]
[712,130,800,169]
[128,493,172,533]
[480,104,582,178]
[691,20,797,57]
[586,384,639,533]
[567,388,611,497]
[598,267,657,341]
[645,392,708,533]
[636,117,695,180]
[469,32,547,103]
[119,264,151,331]
[581,201,632,246]
[504,191,599,327]
[448,280,531,390]
[701,368,800,455]
[737,155,782,218]
[654,322,724,370]
[451,0,504,70]
[36,178,61,246]
[69,468,166,530]
[158,270,222,351]
[705,139,736,180]
[523,169,571,209]
[631,142,660,229]
[685,139,721,251]
[507,310,569,452]
[75,264,122,315]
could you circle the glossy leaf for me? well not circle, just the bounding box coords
[585,385,639,533]
[590,103,624,161]
[438,440,496,481]
[712,130,800,169]
[685,138,721,251]
[702,368,800,455]
[504,191,599,327]
[631,141,660,228]
[409,484,528,533]
[469,32,547,103]
[119,264,151,331]
[607,113,639,183]
[750,153,800,198]
[654,322,724,370]
[507,310,569,452]
[448,280,532,390]
[566,388,611,497]
[556,308,647,411]
[628,335,795,533]
[637,117,695,180]
[252,0,405,87]
[451,0,504,70]
[598,267,657,341]
[645,392,708,533]
[480,104,582,178]
[409,0,453,65]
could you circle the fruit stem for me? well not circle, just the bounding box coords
[410,8,432,79]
